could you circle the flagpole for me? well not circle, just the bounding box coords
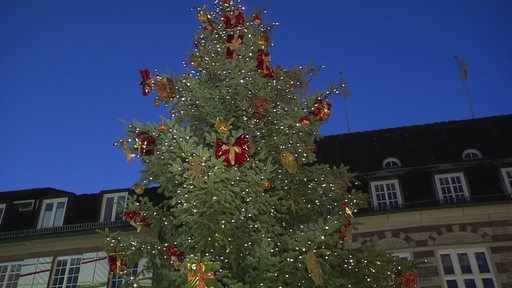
[454,56,475,119]
[343,95,351,133]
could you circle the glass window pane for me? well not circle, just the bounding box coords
[475,252,491,273]
[53,201,66,226]
[103,197,114,221]
[482,278,495,288]
[441,254,455,275]
[464,279,476,288]
[457,253,472,274]
[114,195,127,220]
[41,202,54,228]
[447,279,459,288]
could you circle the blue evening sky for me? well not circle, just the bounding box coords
[1,0,511,194]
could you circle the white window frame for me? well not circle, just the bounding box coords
[37,198,67,228]
[500,167,512,195]
[462,149,482,160]
[382,157,401,168]
[13,199,35,211]
[434,172,469,204]
[100,192,128,222]
[0,261,23,288]
[51,256,82,288]
[370,179,402,210]
[0,203,5,224]
[437,248,497,288]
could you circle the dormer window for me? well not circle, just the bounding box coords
[501,167,512,195]
[100,192,127,222]
[462,149,482,160]
[13,199,35,211]
[38,198,67,228]
[382,157,401,168]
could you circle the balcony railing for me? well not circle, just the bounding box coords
[0,220,130,240]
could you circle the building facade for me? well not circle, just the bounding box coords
[1,114,511,287]
[0,188,155,288]
[316,114,512,288]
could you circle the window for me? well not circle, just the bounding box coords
[370,179,402,210]
[38,198,67,228]
[13,199,35,211]
[434,173,469,203]
[0,203,5,224]
[438,248,497,288]
[0,262,22,288]
[51,256,82,288]
[501,167,512,195]
[462,149,482,160]
[100,192,127,222]
[382,157,401,168]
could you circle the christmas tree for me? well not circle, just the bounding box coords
[106,1,417,287]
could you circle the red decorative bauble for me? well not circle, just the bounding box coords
[139,69,153,96]
[253,15,262,25]
[215,134,251,167]
[136,132,156,156]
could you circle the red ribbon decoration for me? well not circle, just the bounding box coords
[139,69,153,96]
[215,134,251,167]
[188,263,215,288]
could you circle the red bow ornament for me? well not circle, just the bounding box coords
[226,34,244,59]
[215,135,251,167]
[395,271,418,288]
[124,211,152,232]
[223,11,244,29]
[139,69,153,96]
[167,244,185,263]
[256,49,275,79]
[311,98,332,121]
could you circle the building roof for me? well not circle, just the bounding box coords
[316,114,512,172]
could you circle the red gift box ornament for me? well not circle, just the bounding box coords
[255,49,275,79]
[226,34,243,59]
[108,253,127,274]
[139,69,153,96]
[135,132,156,156]
[188,262,215,288]
[311,98,332,121]
[223,10,244,29]
[215,134,251,167]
